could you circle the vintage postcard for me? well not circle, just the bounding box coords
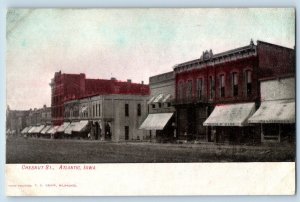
[5,8,295,196]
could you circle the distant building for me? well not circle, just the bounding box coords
[64,94,149,141]
[6,108,29,135]
[174,40,295,143]
[139,71,176,142]
[50,71,150,125]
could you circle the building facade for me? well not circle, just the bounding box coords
[64,94,149,141]
[173,40,295,142]
[249,76,295,142]
[50,71,150,125]
[140,71,176,142]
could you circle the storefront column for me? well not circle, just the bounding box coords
[261,124,264,142]
[278,124,281,142]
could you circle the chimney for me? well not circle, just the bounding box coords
[127,79,132,83]
[111,77,116,81]
[141,81,144,84]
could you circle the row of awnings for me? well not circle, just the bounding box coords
[139,100,295,131]
[204,100,295,127]
[148,94,172,104]
[21,120,89,135]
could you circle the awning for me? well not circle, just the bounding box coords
[153,94,164,103]
[139,113,174,130]
[64,122,78,134]
[81,106,88,113]
[34,125,45,133]
[147,96,156,104]
[41,125,51,134]
[72,120,89,132]
[57,122,70,133]
[28,126,37,134]
[248,100,295,124]
[21,126,31,134]
[162,94,172,103]
[46,126,60,134]
[203,103,255,127]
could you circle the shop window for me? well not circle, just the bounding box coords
[125,126,129,140]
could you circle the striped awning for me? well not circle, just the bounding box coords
[203,103,256,127]
[248,100,295,124]
[41,125,51,134]
[139,113,174,130]
[57,122,71,133]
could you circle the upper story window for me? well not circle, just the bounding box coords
[186,80,193,99]
[232,72,238,96]
[125,103,129,117]
[137,103,141,116]
[209,76,215,99]
[220,74,225,98]
[178,81,184,100]
[197,78,203,99]
[152,104,156,109]
[158,103,162,108]
[245,70,252,96]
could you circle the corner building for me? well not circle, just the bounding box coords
[174,40,295,143]
[50,71,150,126]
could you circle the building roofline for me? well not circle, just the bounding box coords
[259,73,295,82]
[257,40,294,51]
[175,43,256,69]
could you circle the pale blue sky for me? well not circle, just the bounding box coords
[6,8,295,110]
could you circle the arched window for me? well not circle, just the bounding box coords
[245,70,252,96]
[220,74,225,98]
[232,72,238,96]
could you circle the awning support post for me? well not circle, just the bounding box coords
[261,123,264,143]
[278,124,281,142]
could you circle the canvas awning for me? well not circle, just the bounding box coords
[28,126,37,134]
[203,103,255,127]
[153,94,164,103]
[64,122,78,134]
[81,106,88,113]
[57,122,70,133]
[46,126,60,134]
[41,125,51,134]
[34,125,45,133]
[162,94,172,103]
[248,100,295,124]
[21,126,31,134]
[147,96,156,104]
[72,120,89,132]
[139,113,174,130]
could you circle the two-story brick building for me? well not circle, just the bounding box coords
[174,40,295,143]
[50,71,149,126]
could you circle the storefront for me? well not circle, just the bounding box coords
[248,100,295,142]
[203,103,256,143]
[139,112,175,142]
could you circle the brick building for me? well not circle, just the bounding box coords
[173,40,295,142]
[50,71,150,125]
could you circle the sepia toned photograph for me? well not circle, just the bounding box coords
[5,8,295,165]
